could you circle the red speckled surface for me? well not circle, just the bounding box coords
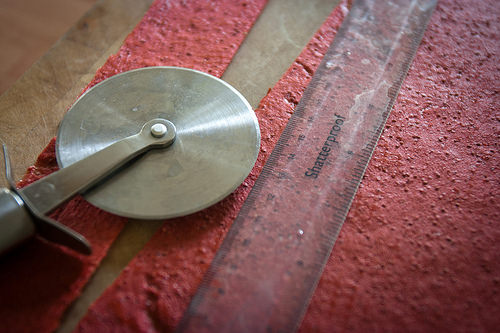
[89,0,267,86]
[0,1,266,332]
[76,3,350,332]
[300,0,500,331]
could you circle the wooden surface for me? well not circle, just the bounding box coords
[0,0,97,95]
[0,0,154,188]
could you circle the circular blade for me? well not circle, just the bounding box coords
[56,67,260,219]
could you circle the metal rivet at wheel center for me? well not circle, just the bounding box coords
[56,67,260,219]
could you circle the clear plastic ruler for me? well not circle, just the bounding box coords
[178,0,437,332]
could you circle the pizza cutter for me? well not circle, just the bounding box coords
[0,67,260,255]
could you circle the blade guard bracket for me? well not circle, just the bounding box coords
[0,144,92,256]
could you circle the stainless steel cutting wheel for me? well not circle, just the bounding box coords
[56,67,260,219]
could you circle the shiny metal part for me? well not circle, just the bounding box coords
[21,118,176,215]
[1,143,91,255]
[0,188,35,254]
[1,118,175,255]
[57,67,260,219]
[151,123,168,138]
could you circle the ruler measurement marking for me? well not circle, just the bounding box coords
[178,1,437,332]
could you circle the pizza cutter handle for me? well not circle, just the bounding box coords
[19,119,176,215]
[0,143,91,256]
[0,188,36,255]
[0,186,90,256]
[0,118,176,255]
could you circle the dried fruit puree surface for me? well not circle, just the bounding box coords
[0,1,266,332]
[2,0,499,332]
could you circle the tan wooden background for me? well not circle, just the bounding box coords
[0,0,97,94]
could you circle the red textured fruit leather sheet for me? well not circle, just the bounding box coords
[0,1,267,332]
[77,0,500,332]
